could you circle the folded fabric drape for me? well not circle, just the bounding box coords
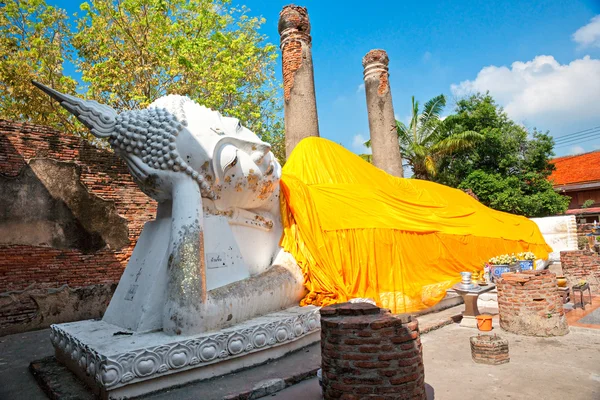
[280,137,551,313]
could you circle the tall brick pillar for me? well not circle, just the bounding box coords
[320,302,426,399]
[362,50,404,177]
[278,5,320,159]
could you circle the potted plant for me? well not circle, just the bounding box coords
[487,254,517,282]
[517,252,536,271]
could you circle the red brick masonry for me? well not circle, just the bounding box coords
[470,334,509,365]
[497,270,569,337]
[279,5,311,102]
[0,120,156,333]
[560,250,600,295]
[320,302,426,400]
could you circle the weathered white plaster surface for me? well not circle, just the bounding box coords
[530,215,578,262]
[33,82,302,337]
[52,306,320,399]
[33,81,314,397]
[102,215,170,332]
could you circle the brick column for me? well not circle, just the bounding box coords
[362,49,404,177]
[497,270,569,336]
[278,5,319,159]
[320,302,426,399]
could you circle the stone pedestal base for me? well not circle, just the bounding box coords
[50,306,320,399]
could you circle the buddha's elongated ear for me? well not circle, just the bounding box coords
[32,80,117,138]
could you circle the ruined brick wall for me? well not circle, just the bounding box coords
[470,335,509,365]
[320,302,426,400]
[560,250,600,294]
[496,270,568,337]
[0,120,156,335]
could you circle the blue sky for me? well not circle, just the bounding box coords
[51,0,600,157]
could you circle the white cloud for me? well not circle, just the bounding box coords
[573,15,600,48]
[450,55,600,133]
[352,134,371,154]
[570,145,585,155]
[356,83,365,93]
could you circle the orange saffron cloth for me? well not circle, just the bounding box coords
[279,138,551,314]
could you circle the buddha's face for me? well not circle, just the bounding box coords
[204,115,281,211]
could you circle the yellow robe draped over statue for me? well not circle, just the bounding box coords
[279,137,551,313]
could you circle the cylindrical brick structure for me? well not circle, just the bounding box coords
[497,270,569,336]
[320,302,426,399]
[278,5,319,159]
[470,334,509,365]
[362,50,404,177]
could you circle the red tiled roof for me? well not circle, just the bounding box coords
[549,150,600,186]
[565,207,600,215]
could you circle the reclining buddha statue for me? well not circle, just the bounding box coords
[33,81,306,336]
[34,82,552,336]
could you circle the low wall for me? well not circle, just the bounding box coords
[497,270,568,337]
[560,250,600,294]
[0,120,156,335]
[470,335,509,365]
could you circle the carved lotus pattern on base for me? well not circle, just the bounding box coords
[50,308,320,389]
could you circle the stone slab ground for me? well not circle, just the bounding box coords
[29,344,321,400]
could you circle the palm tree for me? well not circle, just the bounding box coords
[366,94,481,180]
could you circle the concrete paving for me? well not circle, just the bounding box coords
[0,329,51,400]
[273,317,600,400]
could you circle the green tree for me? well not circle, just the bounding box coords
[436,93,569,217]
[0,0,78,131]
[358,153,372,163]
[366,94,481,179]
[72,0,282,148]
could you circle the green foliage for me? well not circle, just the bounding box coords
[366,94,482,179]
[1,0,283,153]
[358,154,372,163]
[259,117,285,164]
[0,0,78,132]
[582,199,595,209]
[436,93,570,217]
[457,170,569,217]
[72,0,281,143]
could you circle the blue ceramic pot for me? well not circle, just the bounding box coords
[519,260,534,271]
[491,264,510,282]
